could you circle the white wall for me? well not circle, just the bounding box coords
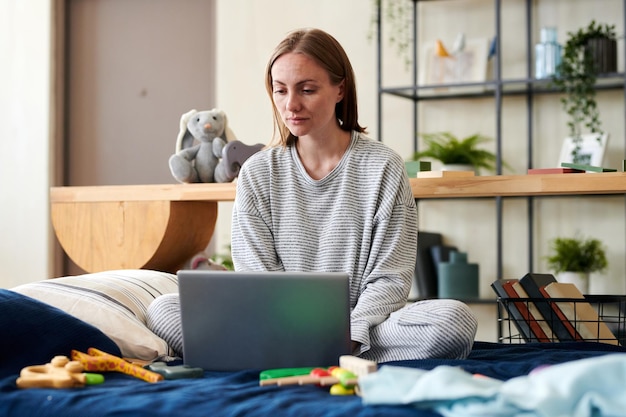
[0,0,52,287]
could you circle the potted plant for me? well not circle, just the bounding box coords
[412,132,507,174]
[545,235,608,293]
[552,20,617,162]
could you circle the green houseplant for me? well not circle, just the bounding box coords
[412,132,507,174]
[552,20,617,161]
[546,235,608,273]
[545,235,608,293]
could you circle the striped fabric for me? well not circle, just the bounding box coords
[147,293,184,356]
[11,270,178,360]
[227,131,478,361]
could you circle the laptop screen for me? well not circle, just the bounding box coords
[178,270,351,370]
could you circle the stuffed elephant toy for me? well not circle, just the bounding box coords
[217,140,264,182]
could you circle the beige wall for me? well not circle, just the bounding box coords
[0,0,53,287]
[211,0,382,262]
[1,0,625,300]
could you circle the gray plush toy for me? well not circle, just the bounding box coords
[169,108,265,183]
[169,108,237,183]
[217,140,264,182]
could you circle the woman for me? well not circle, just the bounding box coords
[148,28,477,362]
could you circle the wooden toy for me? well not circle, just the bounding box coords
[259,355,377,395]
[418,161,432,172]
[71,347,164,383]
[259,367,317,381]
[16,355,103,389]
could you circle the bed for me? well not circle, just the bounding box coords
[2,270,626,417]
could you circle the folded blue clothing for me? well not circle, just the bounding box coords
[360,353,626,417]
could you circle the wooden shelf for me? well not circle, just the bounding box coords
[49,173,626,274]
[50,182,237,203]
[50,173,626,204]
[410,172,626,199]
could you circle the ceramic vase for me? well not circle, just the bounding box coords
[535,27,562,79]
[557,271,589,294]
[437,251,479,299]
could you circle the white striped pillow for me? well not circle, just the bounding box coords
[11,269,178,360]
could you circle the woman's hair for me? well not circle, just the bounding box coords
[265,28,366,147]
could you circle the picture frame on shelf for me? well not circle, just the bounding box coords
[558,133,609,166]
[419,38,489,87]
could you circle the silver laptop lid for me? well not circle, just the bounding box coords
[178,270,351,371]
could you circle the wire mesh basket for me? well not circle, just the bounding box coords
[497,295,626,346]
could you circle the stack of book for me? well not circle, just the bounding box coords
[492,273,620,345]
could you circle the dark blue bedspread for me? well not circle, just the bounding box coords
[2,289,625,417]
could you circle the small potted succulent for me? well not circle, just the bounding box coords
[545,235,608,293]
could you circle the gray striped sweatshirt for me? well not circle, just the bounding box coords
[231,131,418,350]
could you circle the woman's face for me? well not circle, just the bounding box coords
[270,52,344,139]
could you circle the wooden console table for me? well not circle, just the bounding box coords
[50,173,626,273]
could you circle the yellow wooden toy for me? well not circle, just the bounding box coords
[16,356,89,389]
[71,347,163,383]
[259,355,377,396]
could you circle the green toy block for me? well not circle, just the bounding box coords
[418,161,432,171]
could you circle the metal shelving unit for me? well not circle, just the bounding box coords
[376,0,626,283]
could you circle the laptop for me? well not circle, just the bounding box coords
[178,270,351,371]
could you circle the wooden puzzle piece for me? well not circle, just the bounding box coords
[16,355,87,389]
[259,355,377,395]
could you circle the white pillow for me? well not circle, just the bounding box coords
[11,269,178,360]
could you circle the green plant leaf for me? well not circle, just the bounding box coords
[545,235,608,273]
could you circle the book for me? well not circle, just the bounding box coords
[542,282,619,345]
[417,170,475,178]
[502,280,551,342]
[491,279,533,342]
[527,168,584,174]
[414,231,443,299]
[511,281,556,342]
[518,273,574,341]
[560,162,617,172]
[539,286,582,341]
